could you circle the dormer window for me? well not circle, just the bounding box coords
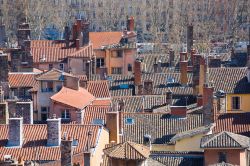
[232,96,240,110]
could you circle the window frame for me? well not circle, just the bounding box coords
[59,63,64,71]
[232,96,241,110]
[96,58,105,68]
[61,109,70,119]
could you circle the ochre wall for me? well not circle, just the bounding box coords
[226,94,250,112]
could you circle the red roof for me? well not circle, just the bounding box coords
[87,81,110,98]
[83,105,110,125]
[89,32,123,49]
[0,124,101,161]
[9,73,39,88]
[31,40,93,63]
[51,87,95,109]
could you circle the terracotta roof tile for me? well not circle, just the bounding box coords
[103,141,150,160]
[213,113,250,137]
[89,32,123,49]
[9,73,39,88]
[87,81,110,98]
[36,68,76,81]
[83,105,110,125]
[31,40,93,63]
[50,87,95,109]
[0,124,101,161]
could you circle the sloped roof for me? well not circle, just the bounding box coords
[213,112,250,137]
[82,105,110,125]
[31,40,93,63]
[50,87,95,109]
[87,80,110,98]
[0,124,101,161]
[103,141,150,160]
[121,112,203,144]
[170,124,215,142]
[89,32,123,49]
[201,131,250,148]
[36,68,76,81]
[8,73,38,88]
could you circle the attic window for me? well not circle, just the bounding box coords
[125,118,134,125]
[72,139,78,147]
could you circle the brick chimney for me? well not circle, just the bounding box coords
[198,57,206,95]
[134,60,142,86]
[47,114,61,146]
[72,23,78,41]
[64,75,80,91]
[197,94,203,107]
[106,112,120,143]
[180,61,188,85]
[180,52,187,61]
[144,80,153,95]
[127,16,135,31]
[169,49,175,67]
[17,22,31,48]
[203,84,214,126]
[166,90,173,105]
[187,25,193,53]
[170,106,187,117]
[8,117,23,147]
[61,136,73,166]
[0,52,9,82]
[190,49,196,66]
[76,110,83,124]
[64,26,70,48]
[192,54,202,96]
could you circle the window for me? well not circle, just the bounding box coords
[128,64,132,72]
[61,109,70,119]
[117,50,123,57]
[92,119,104,125]
[112,51,123,58]
[41,81,54,92]
[48,64,53,70]
[218,152,227,163]
[96,58,105,68]
[125,118,134,125]
[232,96,240,110]
[59,63,64,71]
[112,67,122,74]
[56,85,62,92]
[41,107,49,121]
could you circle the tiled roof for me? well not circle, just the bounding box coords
[0,124,101,161]
[9,73,38,88]
[170,123,215,142]
[103,141,150,160]
[213,113,250,137]
[31,40,93,63]
[209,67,250,93]
[200,131,250,148]
[50,87,95,109]
[92,99,111,106]
[151,155,204,166]
[89,32,123,49]
[83,105,110,125]
[120,112,203,144]
[36,68,76,81]
[87,80,110,98]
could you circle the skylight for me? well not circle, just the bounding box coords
[125,118,134,125]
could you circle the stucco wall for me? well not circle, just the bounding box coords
[174,134,204,152]
[226,94,250,112]
[204,149,244,166]
[152,144,175,151]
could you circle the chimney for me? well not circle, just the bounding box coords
[0,86,4,103]
[192,54,202,96]
[166,90,173,105]
[72,23,78,41]
[143,134,152,150]
[135,84,143,95]
[24,39,31,52]
[144,80,153,95]
[76,110,83,124]
[61,136,73,166]
[170,106,187,117]
[64,26,70,48]
[190,49,196,66]
[187,25,193,54]
[127,16,135,31]
[134,60,142,86]
[8,117,23,147]
[17,22,31,48]
[247,44,250,83]
[169,49,175,67]
[198,57,206,95]
[76,39,80,50]
[106,112,120,143]
[180,52,187,61]
[82,19,90,46]
[47,114,61,146]
[180,61,188,85]
[118,99,125,112]
[64,75,80,91]
[197,94,203,107]
[0,52,9,82]
[84,153,91,166]
[203,84,214,126]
